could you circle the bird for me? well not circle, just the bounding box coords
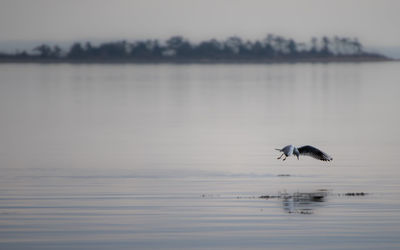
[275,145,333,162]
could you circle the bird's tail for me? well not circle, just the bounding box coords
[275,148,282,152]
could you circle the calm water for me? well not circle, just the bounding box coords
[0,62,400,249]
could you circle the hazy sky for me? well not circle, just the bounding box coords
[0,0,399,49]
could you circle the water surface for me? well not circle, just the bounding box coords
[0,62,400,249]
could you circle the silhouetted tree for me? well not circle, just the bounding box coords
[251,41,264,58]
[287,39,298,56]
[352,38,362,55]
[195,39,224,59]
[52,46,62,58]
[310,37,318,55]
[320,36,331,56]
[131,40,156,59]
[166,36,192,58]
[33,44,52,58]
[68,43,85,59]
[224,36,243,55]
[261,34,275,57]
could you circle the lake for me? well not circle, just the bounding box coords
[0,62,400,249]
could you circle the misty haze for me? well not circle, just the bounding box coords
[1,1,400,250]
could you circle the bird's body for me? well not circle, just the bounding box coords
[276,145,332,162]
[277,145,295,157]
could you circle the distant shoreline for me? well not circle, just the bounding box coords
[0,56,392,64]
[0,35,393,65]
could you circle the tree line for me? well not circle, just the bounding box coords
[0,34,386,62]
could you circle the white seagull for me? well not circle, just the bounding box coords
[275,145,333,162]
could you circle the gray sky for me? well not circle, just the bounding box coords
[0,0,399,52]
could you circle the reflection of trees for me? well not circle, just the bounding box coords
[0,34,387,61]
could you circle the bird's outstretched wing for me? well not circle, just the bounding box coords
[298,145,333,161]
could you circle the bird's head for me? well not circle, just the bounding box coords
[294,148,300,160]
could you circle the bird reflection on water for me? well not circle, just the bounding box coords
[260,190,328,214]
[281,190,328,214]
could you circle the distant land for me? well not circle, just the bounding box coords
[0,35,391,63]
